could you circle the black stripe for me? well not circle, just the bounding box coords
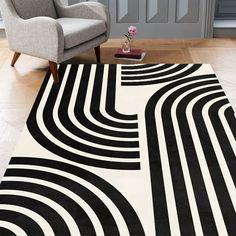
[74,65,138,138]
[43,65,139,158]
[122,64,202,86]
[58,65,139,147]
[0,210,44,236]
[177,88,219,235]
[9,157,145,236]
[146,95,171,236]
[209,99,236,184]
[0,195,70,235]
[160,82,220,235]
[225,107,236,141]
[0,227,16,236]
[121,64,174,75]
[106,65,138,120]
[145,73,217,235]
[122,64,162,70]
[26,66,140,170]
[91,65,138,129]
[4,168,120,236]
[0,180,97,236]
[193,92,236,235]
[122,64,187,80]
[62,66,138,147]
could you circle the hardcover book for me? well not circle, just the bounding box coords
[114,48,146,61]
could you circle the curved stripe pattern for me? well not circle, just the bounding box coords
[0,157,145,236]
[121,64,202,86]
[0,205,53,236]
[145,68,236,235]
[106,64,138,121]
[0,221,27,236]
[27,65,140,170]
[1,64,236,235]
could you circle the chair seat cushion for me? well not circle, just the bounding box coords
[56,18,106,49]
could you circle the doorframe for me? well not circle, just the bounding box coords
[202,0,216,38]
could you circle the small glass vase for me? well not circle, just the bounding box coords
[121,35,131,53]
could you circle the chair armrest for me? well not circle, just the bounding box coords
[54,1,110,37]
[7,17,64,63]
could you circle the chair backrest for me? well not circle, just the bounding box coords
[11,0,57,19]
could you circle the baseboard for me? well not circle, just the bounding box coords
[213,20,236,37]
[214,28,236,37]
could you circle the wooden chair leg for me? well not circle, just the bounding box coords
[94,46,101,63]
[11,52,21,67]
[49,61,58,83]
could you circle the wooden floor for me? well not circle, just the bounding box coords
[1,38,236,179]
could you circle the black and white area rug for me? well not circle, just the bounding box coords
[0,64,236,235]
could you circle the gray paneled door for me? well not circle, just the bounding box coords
[68,0,213,38]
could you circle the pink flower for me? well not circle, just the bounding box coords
[128,26,137,38]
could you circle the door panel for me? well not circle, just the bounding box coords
[67,0,208,38]
[117,0,139,23]
[146,0,169,23]
[176,0,200,23]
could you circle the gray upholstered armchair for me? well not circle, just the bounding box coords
[0,0,110,83]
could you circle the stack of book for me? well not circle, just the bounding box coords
[114,48,146,62]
